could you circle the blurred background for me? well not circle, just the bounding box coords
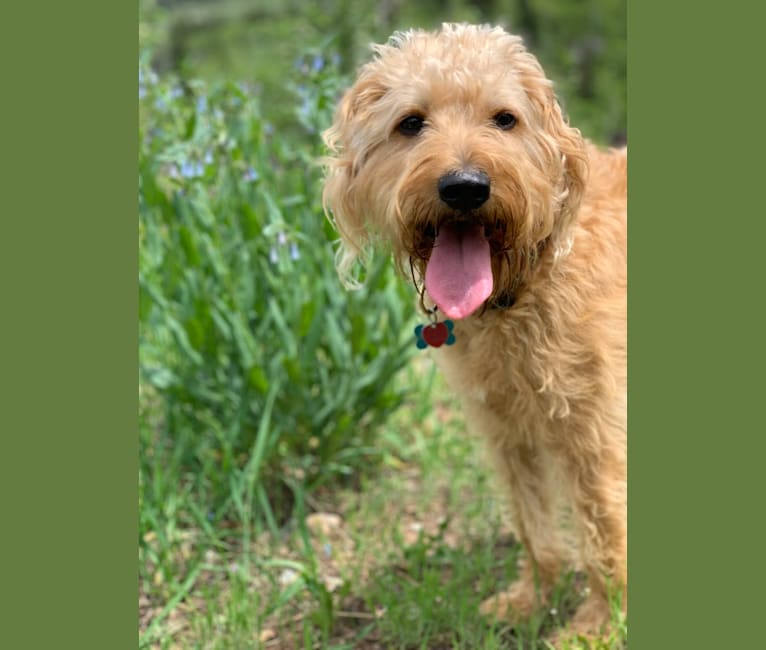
[140,0,626,144]
[139,2,626,647]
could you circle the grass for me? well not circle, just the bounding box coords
[140,361,627,649]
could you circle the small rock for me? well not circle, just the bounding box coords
[305,512,342,536]
[259,628,276,642]
[322,575,344,592]
[278,568,299,586]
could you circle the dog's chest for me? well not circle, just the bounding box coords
[434,307,570,421]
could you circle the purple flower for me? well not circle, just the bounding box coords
[311,55,325,72]
[140,69,158,86]
[243,167,260,182]
[180,160,204,179]
[299,96,312,117]
[180,161,194,178]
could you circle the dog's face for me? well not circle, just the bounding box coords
[323,24,586,319]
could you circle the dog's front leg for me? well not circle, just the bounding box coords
[555,419,627,637]
[478,431,565,623]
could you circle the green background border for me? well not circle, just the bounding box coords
[2,1,764,648]
[1,2,136,648]
[629,1,765,647]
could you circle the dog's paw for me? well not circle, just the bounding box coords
[479,578,543,624]
[543,594,614,648]
[567,593,612,638]
[545,627,600,650]
[479,592,514,621]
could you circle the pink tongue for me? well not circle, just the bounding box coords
[424,223,493,320]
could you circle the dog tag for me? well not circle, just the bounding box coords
[414,320,456,349]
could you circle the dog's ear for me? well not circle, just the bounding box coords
[531,88,587,259]
[541,95,587,260]
[322,74,388,287]
[514,47,588,260]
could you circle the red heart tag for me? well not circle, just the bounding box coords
[422,322,449,347]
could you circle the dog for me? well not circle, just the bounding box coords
[322,23,626,641]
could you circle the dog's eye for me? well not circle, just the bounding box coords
[398,115,425,136]
[493,112,517,130]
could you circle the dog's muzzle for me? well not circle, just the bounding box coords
[437,169,490,212]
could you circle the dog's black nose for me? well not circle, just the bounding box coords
[438,169,490,211]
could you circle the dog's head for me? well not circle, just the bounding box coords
[323,23,587,319]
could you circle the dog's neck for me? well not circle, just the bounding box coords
[483,233,554,313]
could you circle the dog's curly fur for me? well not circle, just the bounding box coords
[322,23,626,640]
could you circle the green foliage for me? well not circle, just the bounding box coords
[138,53,415,533]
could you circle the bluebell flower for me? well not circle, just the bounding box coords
[269,247,279,264]
[277,231,287,246]
[290,243,300,261]
[300,97,312,117]
[243,167,260,182]
[311,55,325,72]
[170,86,183,99]
[180,160,204,179]
[196,95,208,114]
[203,150,214,165]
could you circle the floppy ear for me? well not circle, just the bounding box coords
[513,47,588,260]
[541,95,587,260]
[322,74,388,287]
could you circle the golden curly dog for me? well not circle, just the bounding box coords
[323,23,626,641]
